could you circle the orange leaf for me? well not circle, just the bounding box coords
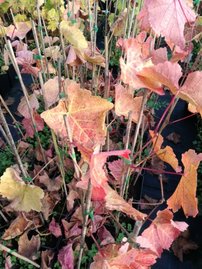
[104,184,147,221]
[41,82,113,161]
[115,84,143,123]
[136,209,188,257]
[167,149,202,217]
[137,61,182,95]
[150,131,181,172]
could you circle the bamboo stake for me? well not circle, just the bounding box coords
[0,244,40,268]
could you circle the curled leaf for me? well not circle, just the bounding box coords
[150,130,181,172]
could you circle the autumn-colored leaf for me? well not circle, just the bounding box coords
[119,38,163,94]
[136,209,188,257]
[0,168,44,212]
[41,250,54,269]
[22,112,44,138]
[90,243,157,269]
[90,150,130,191]
[2,214,34,240]
[108,159,125,183]
[119,38,182,94]
[17,94,39,119]
[151,48,168,64]
[6,21,31,40]
[140,0,196,48]
[77,149,146,220]
[49,218,62,238]
[66,190,79,211]
[166,132,181,144]
[178,71,202,116]
[150,130,181,172]
[167,149,202,217]
[41,192,60,221]
[137,61,182,95]
[39,172,62,192]
[115,84,144,123]
[44,46,61,61]
[97,226,115,246]
[18,231,40,260]
[41,83,113,161]
[58,244,74,269]
[16,50,40,77]
[60,20,88,50]
[110,8,127,37]
[104,184,147,221]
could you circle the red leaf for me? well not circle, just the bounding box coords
[49,218,62,238]
[97,226,115,246]
[90,150,130,191]
[22,112,44,138]
[90,243,157,269]
[136,209,188,257]
[58,244,74,269]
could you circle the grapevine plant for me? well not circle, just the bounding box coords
[0,0,202,268]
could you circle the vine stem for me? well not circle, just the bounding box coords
[121,90,148,198]
[0,243,40,268]
[77,177,92,269]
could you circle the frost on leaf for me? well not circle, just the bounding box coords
[136,209,188,257]
[167,150,202,217]
[41,83,113,161]
[0,168,44,212]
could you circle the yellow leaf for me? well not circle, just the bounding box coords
[60,20,88,50]
[0,168,44,212]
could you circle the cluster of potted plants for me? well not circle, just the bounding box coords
[0,0,202,268]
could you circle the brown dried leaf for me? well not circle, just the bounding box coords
[18,232,40,260]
